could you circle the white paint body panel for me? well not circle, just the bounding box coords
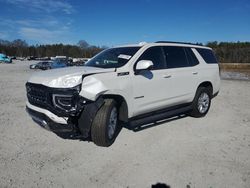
[28,66,115,88]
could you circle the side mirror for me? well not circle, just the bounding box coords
[135,60,153,72]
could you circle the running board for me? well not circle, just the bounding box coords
[128,105,192,128]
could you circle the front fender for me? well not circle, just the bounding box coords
[79,76,108,101]
[79,75,132,117]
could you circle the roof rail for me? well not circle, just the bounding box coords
[155,41,203,46]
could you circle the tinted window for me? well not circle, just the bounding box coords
[163,46,188,68]
[138,46,166,70]
[185,48,199,66]
[196,48,218,64]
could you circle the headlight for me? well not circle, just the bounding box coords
[52,94,75,111]
[51,84,83,114]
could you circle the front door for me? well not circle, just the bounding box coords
[132,46,171,116]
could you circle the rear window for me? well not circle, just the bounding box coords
[163,46,189,68]
[196,48,218,64]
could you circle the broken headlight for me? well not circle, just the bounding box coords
[52,94,75,111]
[51,84,82,114]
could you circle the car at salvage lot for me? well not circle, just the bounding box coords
[0,53,12,63]
[25,41,220,147]
[30,58,68,70]
[30,61,51,70]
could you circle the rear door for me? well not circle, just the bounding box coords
[161,46,200,106]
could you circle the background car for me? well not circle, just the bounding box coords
[47,58,68,69]
[31,58,68,70]
[0,53,12,63]
[30,61,51,70]
[27,56,37,60]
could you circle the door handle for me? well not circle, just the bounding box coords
[192,72,198,75]
[163,75,172,78]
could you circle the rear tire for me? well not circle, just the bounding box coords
[91,99,121,147]
[189,87,212,118]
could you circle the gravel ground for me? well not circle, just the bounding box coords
[0,60,250,188]
[220,71,250,81]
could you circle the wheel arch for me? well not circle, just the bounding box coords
[102,94,129,123]
[197,81,213,94]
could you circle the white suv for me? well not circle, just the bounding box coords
[26,41,220,147]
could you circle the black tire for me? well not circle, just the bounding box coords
[91,99,121,147]
[189,87,212,118]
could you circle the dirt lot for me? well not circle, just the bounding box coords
[0,61,250,188]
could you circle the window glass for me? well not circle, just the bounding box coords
[85,47,140,68]
[163,46,188,68]
[138,46,166,70]
[196,48,218,64]
[185,48,199,66]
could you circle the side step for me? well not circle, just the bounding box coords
[128,105,192,128]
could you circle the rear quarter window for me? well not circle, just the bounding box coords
[184,48,199,66]
[196,48,218,64]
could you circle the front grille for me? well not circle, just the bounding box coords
[26,82,84,117]
[26,83,50,108]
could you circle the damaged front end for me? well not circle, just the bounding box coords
[25,82,104,140]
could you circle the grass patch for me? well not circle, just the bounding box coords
[219,63,250,73]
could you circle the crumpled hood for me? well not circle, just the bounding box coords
[28,66,115,88]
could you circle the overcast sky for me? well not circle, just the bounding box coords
[0,0,250,46]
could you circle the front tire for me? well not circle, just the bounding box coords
[91,99,121,147]
[189,87,212,118]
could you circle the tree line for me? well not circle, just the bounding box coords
[207,41,250,63]
[0,39,106,58]
[1,39,250,63]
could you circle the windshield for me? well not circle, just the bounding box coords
[85,47,141,68]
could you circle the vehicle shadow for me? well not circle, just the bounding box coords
[54,131,91,141]
[151,182,171,188]
[123,114,188,132]
[52,114,187,141]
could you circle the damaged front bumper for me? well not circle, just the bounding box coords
[26,101,81,139]
[26,95,104,140]
[26,106,74,132]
